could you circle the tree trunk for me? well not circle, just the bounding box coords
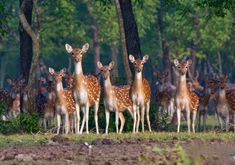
[157,0,172,82]
[0,55,8,88]
[110,44,119,83]
[19,0,33,83]
[190,42,196,75]
[218,51,222,75]
[115,0,132,83]
[87,3,100,75]
[19,0,41,112]
[118,0,142,58]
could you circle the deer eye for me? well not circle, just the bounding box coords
[178,66,180,69]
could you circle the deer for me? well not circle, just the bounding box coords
[97,61,133,134]
[129,54,151,133]
[43,79,56,130]
[155,71,175,118]
[65,43,100,134]
[173,59,199,133]
[48,67,76,134]
[8,94,21,119]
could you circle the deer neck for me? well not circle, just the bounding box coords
[176,74,188,95]
[217,89,227,104]
[74,62,86,89]
[104,77,114,97]
[55,81,65,104]
[132,72,143,91]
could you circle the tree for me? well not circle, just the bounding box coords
[19,0,33,82]
[19,0,41,111]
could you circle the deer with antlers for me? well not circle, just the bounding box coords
[48,68,76,134]
[129,55,151,133]
[97,61,133,134]
[65,43,100,134]
[173,59,199,133]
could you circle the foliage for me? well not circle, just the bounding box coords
[0,101,8,117]
[0,113,41,135]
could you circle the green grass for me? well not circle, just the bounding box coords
[0,132,234,147]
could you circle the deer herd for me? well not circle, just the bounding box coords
[1,43,235,134]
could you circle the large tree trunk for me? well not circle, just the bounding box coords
[87,4,100,75]
[110,44,119,83]
[19,0,33,83]
[115,0,132,83]
[118,0,142,58]
[190,42,196,75]
[157,0,172,83]
[0,55,8,88]
[19,0,41,112]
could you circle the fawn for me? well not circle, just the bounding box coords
[97,61,133,134]
[65,43,101,134]
[48,67,76,134]
[173,59,199,133]
[129,54,151,133]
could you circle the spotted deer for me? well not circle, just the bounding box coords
[173,59,199,133]
[65,43,100,134]
[129,55,151,133]
[97,61,133,134]
[48,68,76,134]
[155,71,175,117]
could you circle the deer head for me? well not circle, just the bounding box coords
[48,68,67,83]
[65,43,89,62]
[188,70,203,90]
[173,59,192,76]
[154,71,169,85]
[129,55,149,73]
[97,61,115,80]
[216,75,229,90]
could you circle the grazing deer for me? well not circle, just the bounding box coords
[173,59,199,133]
[48,68,76,134]
[97,61,133,134]
[65,43,100,134]
[129,55,151,133]
[155,71,175,117]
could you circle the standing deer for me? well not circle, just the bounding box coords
[48,67,76,134]
[129,55,151,133]
[97,61,133,134]
[173,59,199,133]
[65,43,100,134]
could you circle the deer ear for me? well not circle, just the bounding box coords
[173,59,179,66]
[48,67,55,75]
[61,68,67,76]
[187,59,192,66]
[7,79,12,85]
[129,54,135,63]
[109,61,115,70]
[82,43,89,53]
[65,44,73,53]
[97,61,103,69]
[142,55,149,63]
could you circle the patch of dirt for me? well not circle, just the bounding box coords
[0,136,234,165]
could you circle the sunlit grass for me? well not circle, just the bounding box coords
[0,131,234,147]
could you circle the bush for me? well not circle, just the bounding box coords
[0,112,41,135]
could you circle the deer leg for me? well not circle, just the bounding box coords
[196,109,200,131]
[75,103,80,134]
[176,108,181,133]
[141,105,145,133]
[146,101,151,132]
[225,114,229,132]
[85,103,90,134]
[186,106,191,133]
[56,113,61,135]
[115,110,119,133]
[119,112,125,133]
[80,106,86,134]
[43,117,47,130]
[136,106,140,133]
[94,102,99,134]
[218,115,223,131]
[192,111,197,133]
[203,109,207,132]
[133,104,137,133]
[65,113,70,134]
[105,109,110,134]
